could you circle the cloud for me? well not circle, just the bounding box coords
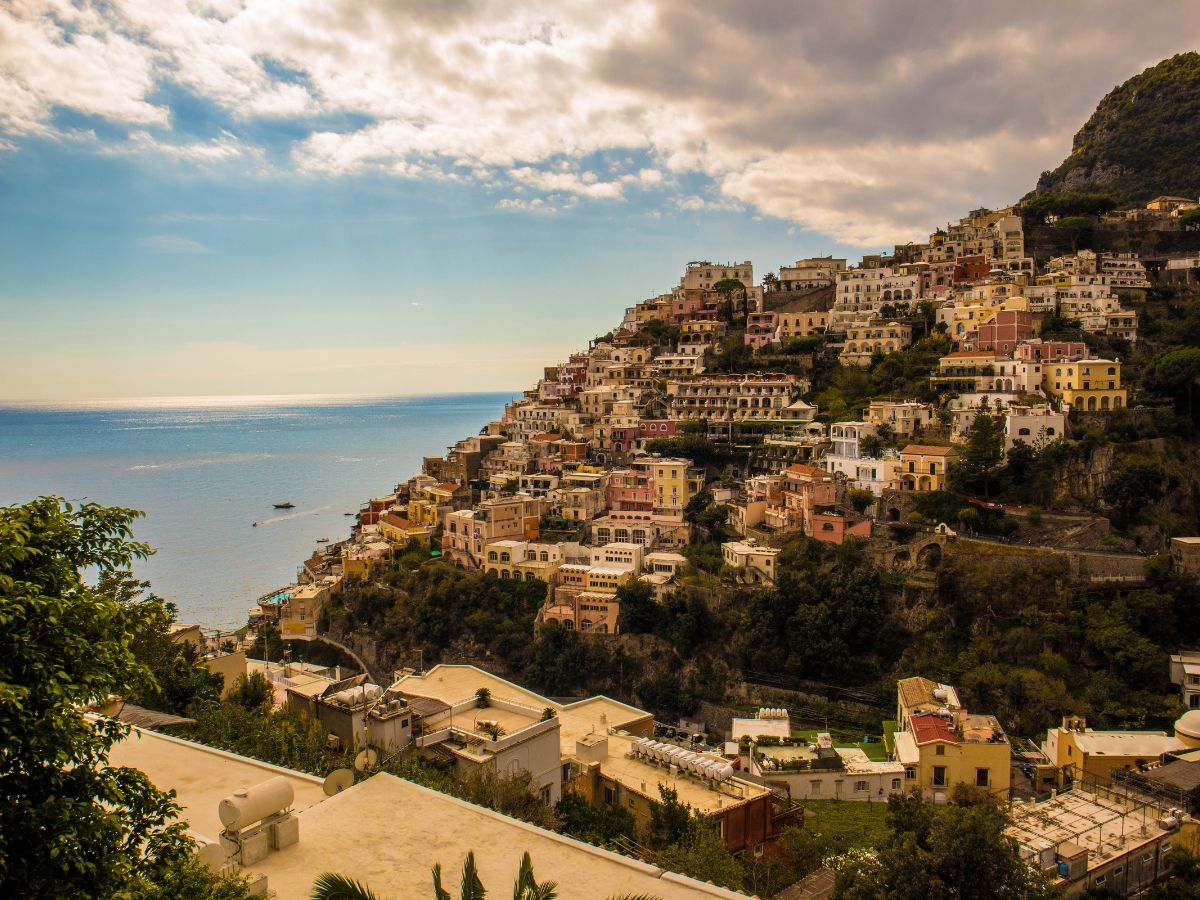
[141,234,214,254]
[3,1,1200,244]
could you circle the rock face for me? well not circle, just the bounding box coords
[1034,52,1200,206]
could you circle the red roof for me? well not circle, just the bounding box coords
[910,713,957,745]
[380,513,415,530]
[434,482,462,494]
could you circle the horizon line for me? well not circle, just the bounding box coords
[0,389,523,411]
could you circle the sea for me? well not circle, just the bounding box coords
[0,393,512,631]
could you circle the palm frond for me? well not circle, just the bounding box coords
[530,881,559,900]
[310,871,382,900]
[461,850,487,900]
[432,862,451,900]
[606,895,663,900]
[514,851,535,899]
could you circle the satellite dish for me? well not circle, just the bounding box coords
[323,768,355,796]
[195,842,228,871]
[354,748,379,772]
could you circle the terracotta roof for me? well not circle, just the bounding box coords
[434,482,463,494]
[897,676,940,710]
[530,433,558,442]
[380,513,415,530]
[784,463,830,479]
[942,350,1003,359]
[910,713,957,745]
[901,445,956,457]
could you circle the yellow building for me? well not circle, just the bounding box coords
[1043,358,1127,412]
[892,677,1011,802]
[898,445,956,492]
[840,320,912,366]
[341,541,392,580]
[777,310,828,340]
[378,513,433,548]
[943,294,1029,341]
[1042,716,1186,788]
[648,457,704,516]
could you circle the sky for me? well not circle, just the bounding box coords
[2,2,1199,402]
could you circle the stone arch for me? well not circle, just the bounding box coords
[893,549,912,567]
[1100,396,1110,410]
[888,507,902,522]
[1087,396,1097,411]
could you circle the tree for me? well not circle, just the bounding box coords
[98,569,224,715]
[1178,207,1200,231]
[616,580,662,634]
[647,786,692,849]
[654,820,743,891]
[834,790,1054,899]
[847,489,876,515]
[0,497,246,899]
[1054,215,1094,252]
[228,671,274,712]
[1102,459,1167,528]
[1152,347,1200,423]
[858,434,883,457]
[312,872,381,900]
[952,403,1004,499]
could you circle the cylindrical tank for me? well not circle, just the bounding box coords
[218,776,295,831]
[716,764,734,783]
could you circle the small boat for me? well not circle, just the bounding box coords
[273,502,295,509]
[316,537,330,543]
[252,522,258,528]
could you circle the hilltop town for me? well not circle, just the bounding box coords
[133,190,1200,896]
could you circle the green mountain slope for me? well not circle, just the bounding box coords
[1034,52,1200,206]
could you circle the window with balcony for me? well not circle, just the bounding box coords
[932,766,947,787]
[975,768,990,787]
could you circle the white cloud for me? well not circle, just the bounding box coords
[4,1,1200,244]
[141,234,214,254]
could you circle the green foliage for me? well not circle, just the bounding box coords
[183,700,340,775]
[734,543,900,683]
[847,488,876,515]
[950,404,1004,499]
[1020,192,1117,224]
[1034,52,1200,206]
[833,791,1054,899]
[1103,458,1168,528]
[654,820,744,891]
[616,580,662,634]
[312,871,381,900]
[228,671,274,712]
[646,786,692,849]
[555,792,636,846]
[644,433,720,465]
[0,498,241,899]
[98,570,225,715]
[1180,207,1200,230]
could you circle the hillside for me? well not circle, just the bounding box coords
[1034,51,1200,205]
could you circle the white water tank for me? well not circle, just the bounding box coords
[218,777,294,832]
[715,764,734,783]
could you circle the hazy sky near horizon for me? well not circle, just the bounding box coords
[2,2,1199,402]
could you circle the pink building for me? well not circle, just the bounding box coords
[637,420,677,442]
[972,310,1034,353]
[810,512,873,545]
[744,311,779,350]
[605,466,654,512]
[1016,339,1087,363]
[779,464,838,535]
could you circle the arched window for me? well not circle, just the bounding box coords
[1018,427,1030,436]
[540,551,549,562]
[488,551,498,562]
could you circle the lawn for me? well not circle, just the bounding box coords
[798,798,893,853]
[793,728,890,762]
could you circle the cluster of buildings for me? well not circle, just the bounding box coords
[246,215,1200,639]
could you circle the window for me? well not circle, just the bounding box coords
[1163,843,1172,853]
[905,767,916,780]
[1095,875,1105,886]
[809,780,822,795]
[1143,854,1153,864]
[935,744,945,756]
[854,780,869,792]
[604,787,614,805]
[892,778,902,790]
[932,766,947,787]
[975,768,990,788]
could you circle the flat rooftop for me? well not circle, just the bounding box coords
[111,725,744,899]
[1075,730,1184,757]
[106,727,327,842]
[393,666,766,814]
